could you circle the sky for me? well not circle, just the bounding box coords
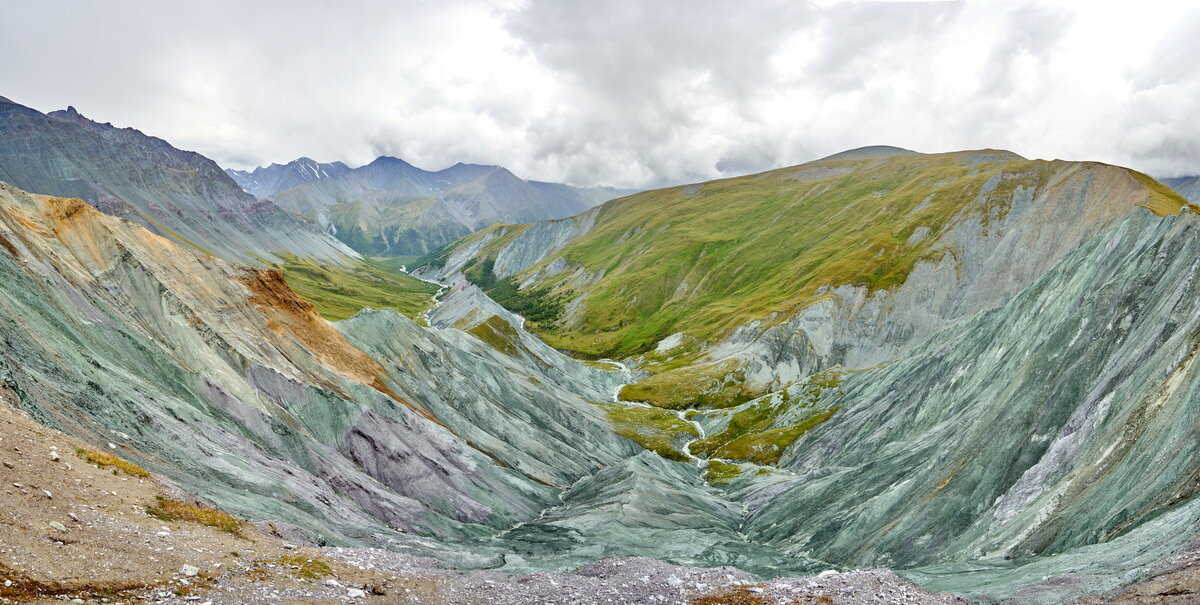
[2,0,1198,189]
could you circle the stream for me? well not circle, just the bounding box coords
[600,359,709,467]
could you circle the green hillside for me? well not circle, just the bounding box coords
[427,150,1190,408]
[274,255,438,321]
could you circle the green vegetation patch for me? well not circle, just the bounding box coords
[594,402,699,462]
[467,315,524,357]
[618,360,758,410]
[76,448,150,478]
[273,254,437,321]
[463,257,573,324]
[272,554,333,580]
[1129,169,1198,216]
[704,460,743,485]
[146,496,245,538]
[711,407,839,465]
[691,369,845,464]
[581,359,626,371]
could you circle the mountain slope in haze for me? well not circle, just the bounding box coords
[269,155,636,256]
[226,157,351,198]
[1161,175,1200,202]
[418,148,1191,408]
[0,97,355,265]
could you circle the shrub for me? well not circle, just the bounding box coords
[75,448,150,478]
[146,497,244,538]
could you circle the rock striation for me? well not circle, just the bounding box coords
[0,181,628,552]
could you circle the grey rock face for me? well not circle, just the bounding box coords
[486,452,827,578]
[0,97,355,265]
[339,302,637,488]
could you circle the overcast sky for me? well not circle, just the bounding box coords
[2,0,1198,188]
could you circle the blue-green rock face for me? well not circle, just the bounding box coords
[699,208,1200,602]
[0,182,601,548]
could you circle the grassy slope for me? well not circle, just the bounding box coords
[449,152,1189,364]
[689,369,844,463]
[273,255,438,321]
[593,402,699,462]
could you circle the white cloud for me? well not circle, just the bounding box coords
[0,0,1197,187]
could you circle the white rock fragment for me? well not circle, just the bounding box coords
[180,564,200,577]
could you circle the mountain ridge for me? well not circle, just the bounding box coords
[260,154,637,256]
[418,149,1189,380]
[0,95,1198,604]
[226,156,351,198]
[0,96,355,265]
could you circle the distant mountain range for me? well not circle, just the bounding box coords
[0,97,354,265]
[226,157,351,198]
[229,155,637,256]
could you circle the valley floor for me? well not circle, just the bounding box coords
[2,392,1194,605]
[0,362,964,605]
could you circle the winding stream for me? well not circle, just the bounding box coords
[601,359,709,466]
